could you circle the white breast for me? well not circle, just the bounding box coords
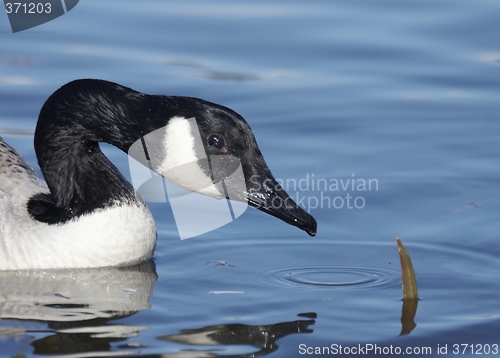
[0,198,156,270]
[0,140,157,270]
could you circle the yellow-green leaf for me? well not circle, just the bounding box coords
[396,236,418,300]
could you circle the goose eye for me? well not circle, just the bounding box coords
[208,134,226,151]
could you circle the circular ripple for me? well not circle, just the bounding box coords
[261,265,400,291]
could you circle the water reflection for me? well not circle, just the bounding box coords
[0,261,156,356]
[0,261,315,357]
[158,314,316,357]
[400,299,418,336]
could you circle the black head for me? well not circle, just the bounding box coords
[130,96,317,236]
[30,79,316,235]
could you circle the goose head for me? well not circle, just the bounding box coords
[128,100,317,237]
[33,79,317,236]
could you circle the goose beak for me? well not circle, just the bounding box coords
[245,168,317,236]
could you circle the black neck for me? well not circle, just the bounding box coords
[29,80,159,223]
[28,79,224,224]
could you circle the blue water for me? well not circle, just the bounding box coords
[1,0,500,357]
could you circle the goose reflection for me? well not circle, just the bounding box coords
[0,261,156,356]
[158,313,316,357]
[0,262,316,357]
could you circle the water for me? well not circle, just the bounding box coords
[1,0,500,356]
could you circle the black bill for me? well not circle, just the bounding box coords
[245,168,317,237]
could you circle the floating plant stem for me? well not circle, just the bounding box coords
[396,236,418,300]
[397,236,419,335]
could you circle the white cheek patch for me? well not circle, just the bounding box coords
[158,116,222,198]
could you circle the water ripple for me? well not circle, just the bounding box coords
[260,265,400,291]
